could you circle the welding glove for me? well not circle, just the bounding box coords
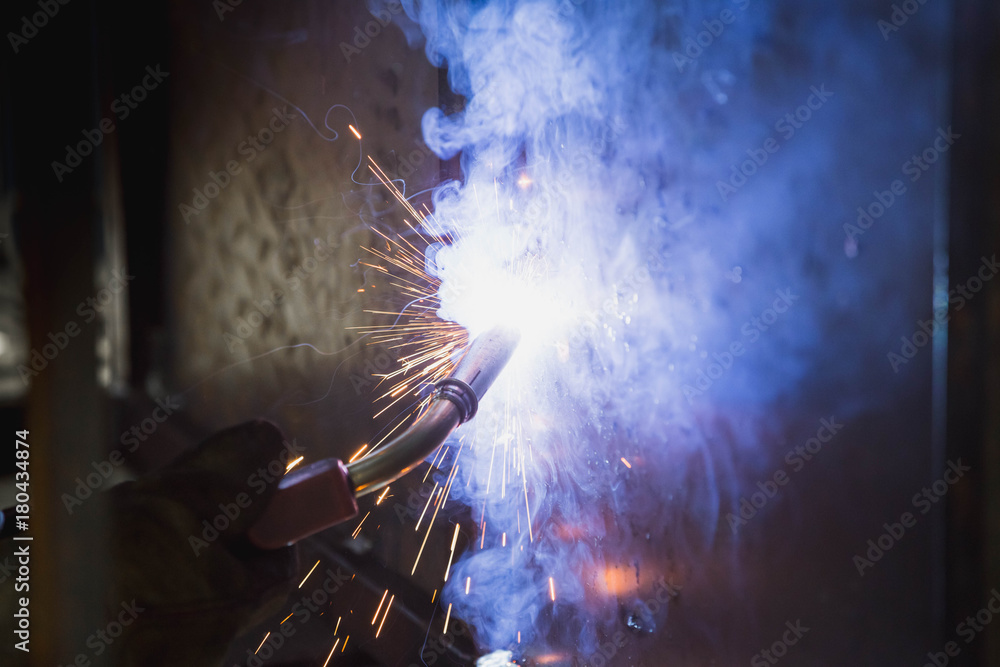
[105,420,299,667]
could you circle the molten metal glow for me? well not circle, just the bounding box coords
[349,158,595,650]
[430,222,576,351]
[596,565,642,598]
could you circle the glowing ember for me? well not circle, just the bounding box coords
[297,559,320,588]
[321,638,340,667]
[443,602,453,633]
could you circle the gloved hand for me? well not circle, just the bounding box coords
[105,420,300,666]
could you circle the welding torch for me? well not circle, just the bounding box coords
[246,325,520,550]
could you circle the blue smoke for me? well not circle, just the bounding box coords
[379,0,945,659]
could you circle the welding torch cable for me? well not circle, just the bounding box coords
[247,325,520,549]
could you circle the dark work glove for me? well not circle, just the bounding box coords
[106,420,299,667]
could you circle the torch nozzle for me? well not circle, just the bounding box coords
[248,325,520,549]
[348,325,520,496]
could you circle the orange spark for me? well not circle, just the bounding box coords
[351,511,371,539]
[321,638,341,667]
[372,589,388,625]
[298,559,320,588]
[444,523,461,581]
[375,595,394,638]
